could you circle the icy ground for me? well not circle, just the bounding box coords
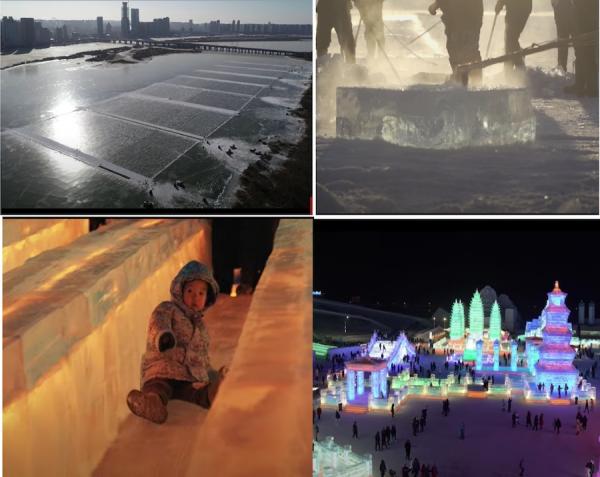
[317,10,598,214]
[0,42,117,69]
[93,294,252,476]
[315,355,600,477]
[1,52,311,209]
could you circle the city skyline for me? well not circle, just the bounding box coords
[0,1,312,24]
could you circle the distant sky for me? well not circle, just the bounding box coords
[0,1,312,23]
[315,221,600,321]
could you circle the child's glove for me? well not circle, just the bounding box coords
[158,332,176,352]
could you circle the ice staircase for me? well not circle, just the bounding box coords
[3,218,312,477]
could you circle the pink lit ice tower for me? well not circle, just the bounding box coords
[534,281,578,392]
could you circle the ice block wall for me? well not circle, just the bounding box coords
[184,219,313,477]
[3,219,211,477]
[3,219,89,273]
[336,86,536,149]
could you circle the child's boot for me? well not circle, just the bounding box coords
[126,390,168,424]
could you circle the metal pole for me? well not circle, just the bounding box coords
[354,18,363,45]
[383,23,439,66]
[485,12,499,60]
[406,19,442,46]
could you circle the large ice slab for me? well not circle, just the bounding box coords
[91,96,232,138]
[184,219,312,476]
[138,83,250,111]
[336,86,536,149]
[166,75,264,96]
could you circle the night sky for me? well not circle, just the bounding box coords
[314,220,600,322]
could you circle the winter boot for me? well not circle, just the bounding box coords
[127,390,168,424]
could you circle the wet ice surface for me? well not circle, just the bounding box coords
[317,11,599,214]
[1,52,311,209]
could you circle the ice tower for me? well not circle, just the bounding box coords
[450,300,465,340]
[469,290,484,340]
[489,301,501,341]
[534,281,578,391]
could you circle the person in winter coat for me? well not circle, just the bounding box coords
[495,0,533,79]
[380,459,387,477]
[354,0,386,59]
[126,261,226,424]
[428,0,484,86]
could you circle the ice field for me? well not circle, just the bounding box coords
[316,9,599,214]
[1,51,311,208]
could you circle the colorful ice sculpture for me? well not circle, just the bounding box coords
[450,300,466,340]
[469,290,484,340]
[489,301,502,341]
[533,282,578,391]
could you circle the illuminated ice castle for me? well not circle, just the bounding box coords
[447,289,505,361]
[532,281,578,390]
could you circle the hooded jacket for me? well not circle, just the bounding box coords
[140,261,220,387]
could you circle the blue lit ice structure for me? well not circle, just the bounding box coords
[313,436,372,477]
[344,356,389,410]
[475,340,483,371]
[533,282,578,392]
[493,340,500,371]
[510,340,518,372]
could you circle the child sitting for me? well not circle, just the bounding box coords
[127,261,226,424]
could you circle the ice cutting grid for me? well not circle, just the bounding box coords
[3,56,307,187]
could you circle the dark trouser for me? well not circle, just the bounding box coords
[572,0,599,95]
[504,0,532,73]
[316,0,356,63]
[553,0,574,71]
[354,0,385,59]
[143,378,211,408]
[440,0,483,86]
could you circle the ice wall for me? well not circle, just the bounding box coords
[336,86,536,149]
[3,219,88,273]
[3,219,211,476]
[184,219,313,476]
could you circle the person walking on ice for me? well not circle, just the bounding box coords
[353,420,359,438]
[126,261,225,424]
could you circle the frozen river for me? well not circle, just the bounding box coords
[1,51,311,209]
[317,11,599,214]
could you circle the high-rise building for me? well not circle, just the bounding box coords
[121,2,129,38]
[106,22,112,36]
[1,16,20,49]
[20,18,35,47]
[131,8,139,36]
[236,20,240,33]
[152,17,170,36]
[188,19,193,33]
[97,16,103,36]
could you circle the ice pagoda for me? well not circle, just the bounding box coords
[534,281,578,391]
